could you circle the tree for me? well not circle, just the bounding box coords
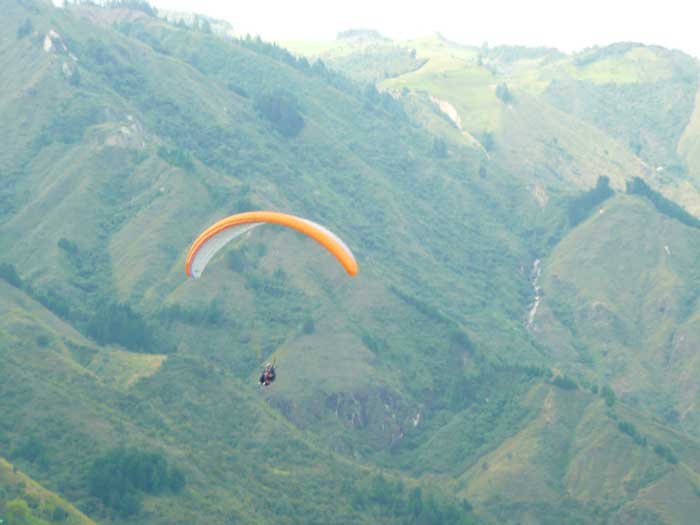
[5,498,32,525]
[618,421,647,446]
[364,84,380,104]
[495,83,513,104]
[408,487,423,517]
[432,137,448,158]
[626,177,700,229]
[653,443,678,464]
[14,435,48,467]
[552,375,578,390]
[253,90,304,138]
[568,176,613,227]
[0,263,23,289]
[88,448,186,517]
[109,0,157,16]
[601,385,616,407]
[157,146,194,171]
[16,19,33,40]
[480,132,494,152]
[199,18,212,33]
[69,67,81,86]
[86,302,171,354]
[51,503,70,522]
[302,318,315,335]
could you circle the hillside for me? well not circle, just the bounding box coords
[298,35,700,212]
[3,1,700,524]
[284,29,427,84]
[458,383,700,525]
[1,1,529,522]
[0,457,95,525]
[1,279,483,524]
[1,0,549,448]
[532,195,700,436]
[291,31,700,441]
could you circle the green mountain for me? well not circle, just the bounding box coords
[292,31,700,449]
[457,383,700,525]
[298,34,700,210]
[2,1,700,524]
[0,456,95,525]
[534,194,700,435]
[284,29,427,84]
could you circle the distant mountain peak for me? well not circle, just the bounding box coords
[336,29,391,43]
[157,9,236,37]
[63,0,157,15]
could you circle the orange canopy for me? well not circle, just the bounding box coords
[185,211,358,279]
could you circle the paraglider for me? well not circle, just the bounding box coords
[259,361,276,387]
[184,211,358,388]
[185,211,358,279]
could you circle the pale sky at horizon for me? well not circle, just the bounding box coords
[150,0,700,59]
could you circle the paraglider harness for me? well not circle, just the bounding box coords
[259,360,276,387]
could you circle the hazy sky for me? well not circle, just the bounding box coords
[150,0,700,58]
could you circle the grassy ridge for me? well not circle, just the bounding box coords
[535,195,700,435]
[0,457,95,525]
[457,383,700,524]
[315,36,700,211]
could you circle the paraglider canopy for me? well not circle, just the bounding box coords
[185,211,358,279]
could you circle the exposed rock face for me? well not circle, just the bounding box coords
[103,116,148,149]
[43,29,68,54]
[269,386,415,452]
[430,95,463,131]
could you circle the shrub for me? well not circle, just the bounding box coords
[0,263,23,288]
[88,448,186,516]
[495,82,513,103]
[157,146,194,171]
[552,375,578,390]
[653,444,678,464]
[5,499,33,523]
[626,177,700,229]
[227,83,249,98]
[14,436,48,466]
[432,137,448,158]
[58,238,79,255]
[52,505,70,522]
[480,131,494,152]
[302,318,315,335]
[16,19,33,40]
[86,302,171,353]
[253,90,304,137]
[601,385,616,407]
[617,421,647,446]
[568,176,614,227]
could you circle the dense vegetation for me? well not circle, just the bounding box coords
[253,89,305,137]
[2,1,700,524]
[544,60,699,166]
[87,448,185,517]
[567,175,614,226]
[348,474,478,525]
[626,176,700,228]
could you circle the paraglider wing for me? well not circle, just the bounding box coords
[185,211,358,279]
